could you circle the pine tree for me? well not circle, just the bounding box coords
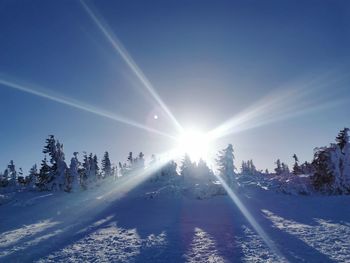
[311,129,350,194]
[69,152,80,192]
[180,154,194,184]
[274,159,283,175]
[40,136,68,191]
[7,160,17,188]
[101,151,112,178]
[127,152,133,165]
[281,162,290,174]
[112,165,118,180]
[336,128,349,152]
[54,140,68,191]
[37,156,50,190]
[196,159,214,183]
[292,154,301,175]
[137,152,145,169]
[0,172,4,188]
[118,162,125,177]
[27,164,38,190]
[93,154,100,180]
[216,144,236,186]
[312,147,334,192]
[43,135,57,169]
[17,167,25,187]
[80,153,90,190]
[2,169,9,187]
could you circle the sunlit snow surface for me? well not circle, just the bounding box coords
[0,178,350,262]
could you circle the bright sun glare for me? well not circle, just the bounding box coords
[176,129,211,162]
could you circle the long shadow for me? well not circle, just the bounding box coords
[12,179,184,262]
[1,179,344,262]
[235,190,336,262]
[244,188,350,225]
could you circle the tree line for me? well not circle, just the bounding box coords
[1,128,350,195]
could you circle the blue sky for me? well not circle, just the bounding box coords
[1,0,350,173]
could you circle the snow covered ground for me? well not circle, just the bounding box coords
[1,178,350,262]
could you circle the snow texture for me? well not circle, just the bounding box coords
[0,176,349,262]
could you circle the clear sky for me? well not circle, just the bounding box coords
[1,0,350,173]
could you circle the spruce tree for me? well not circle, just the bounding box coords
[93,154,100,180]
[37,156,50,190]
[101,151,112,178]
[336,128,349,152]
[80,153,90,190]
[69,152,80,191]
[137,152,145,169]
[312,147,333,192]
[7,160,17,188]
[27,164,38,190]
[274,159,282,175]
[292,154,302,175]
[180,154,194,184]
[216,144,236,186]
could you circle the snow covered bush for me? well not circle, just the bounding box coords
[311,128,350,194]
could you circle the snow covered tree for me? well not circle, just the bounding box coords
[311,128,350,194]
[160,160,178,179]
[112,165,118,180]
[127,152,133,166]
[88,153,99,184]
[136,152,145,169]
[195,159,215,183]
[80,153,90,190]
[281,162,290,174]
[336,127,349,152]
[101,151,112,178]
[93,154,100,180]
[216,144,236,186]
[292,154,302,175]
[17,168,26,187]
[241,160,257,175]
[39,136,68,191]
[0,172,4,188]
[118,162,126,177]
[300,161,314,175]
[180,154,194,184]
[274,159,283,175]
[7,160,17,188]
[68,152,80,192]
[37,156,50,190]
[54,140,68,191]
[312,147,336,193]
[27,164,38,190]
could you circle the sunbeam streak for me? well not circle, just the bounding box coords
[79,0,183,133]
[0,78,176,140]
[208,73,349,141]
[213,174,286,261]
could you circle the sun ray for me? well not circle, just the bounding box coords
[208,73,349,141]
[0,77,176,140]
[213,173,286,261]
[79,0,183,133]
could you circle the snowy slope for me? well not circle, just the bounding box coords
[1,177,350,263]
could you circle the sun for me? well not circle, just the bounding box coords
[176,129,211,162]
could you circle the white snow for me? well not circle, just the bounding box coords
[0,177,349,262]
